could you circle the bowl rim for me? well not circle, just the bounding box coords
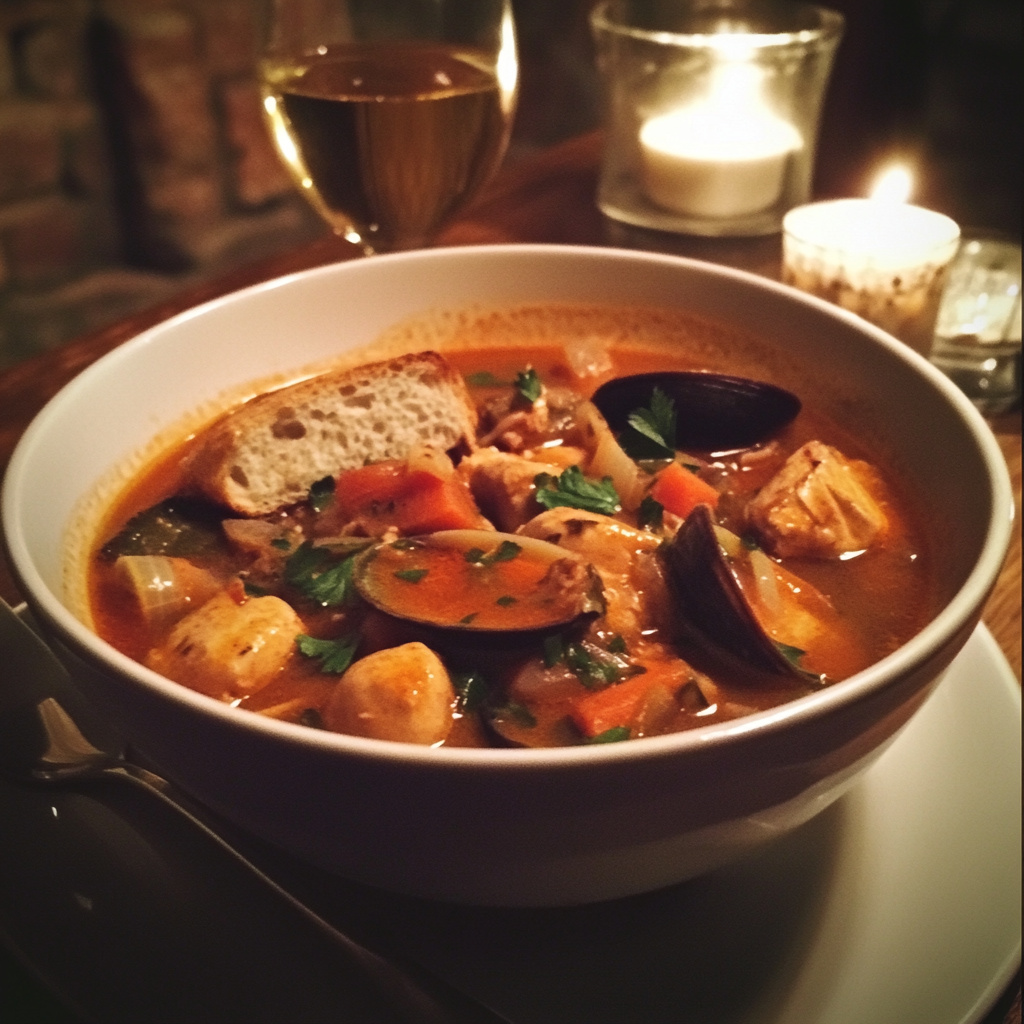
[2,243,1015,771]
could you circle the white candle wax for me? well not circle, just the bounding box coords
[782,199,961,354]
[640,106,802,219]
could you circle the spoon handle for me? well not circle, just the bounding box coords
[0,599,507,1024]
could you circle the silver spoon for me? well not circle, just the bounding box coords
[0,597,506,1024]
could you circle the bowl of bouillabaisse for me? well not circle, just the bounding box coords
[2,245,1012,906]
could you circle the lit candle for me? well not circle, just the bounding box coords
[782,167,961,355]
[639,58,802,219]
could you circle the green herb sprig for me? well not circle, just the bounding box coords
[296,633,359,674]
[464,540,522,566]
[619,388,677,461]
[285,541,359,607]
[534,466,620,516]
[515,367,543,403]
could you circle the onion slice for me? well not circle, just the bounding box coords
[115,555,220,627]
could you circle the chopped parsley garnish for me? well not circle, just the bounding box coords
[296,633,359,674]
[534,465,620,515]
[489,700,537,729]
[775,641,807,667]
[308,475,335,513]
[515,367,543,403]
[464,540,522,566]
[637,494,664,531]
[774,642,828,687]
[242,580,269,597]
[459,612,478,625]
[284,542,358,607]
[394,568,428,583]
[565,643,621,688]
[544,634,631,689]
[619,388,677,461]
[452,670,490,712]
[496,595,517,607]
[464,371,507,388]
[587,726,630,744]
[270,537,293,551]
[543,633,564,668]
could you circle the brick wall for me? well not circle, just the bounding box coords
[0,0,1017,369]
[0,0,322,369]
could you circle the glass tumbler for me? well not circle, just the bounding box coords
[591,0,843,238]
[929,238,1022,414]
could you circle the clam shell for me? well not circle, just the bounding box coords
[353,530,604,633]
[661,504,798,677]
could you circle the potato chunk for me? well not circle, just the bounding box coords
[145,591,304,700]
[746,441,888,558]
[324,642,455,745]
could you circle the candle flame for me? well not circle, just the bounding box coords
[870,166,913,204]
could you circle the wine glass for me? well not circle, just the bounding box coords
[259,0,518,255]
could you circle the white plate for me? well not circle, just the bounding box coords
[0,625,1019,1024]
[375,624,1020,1024]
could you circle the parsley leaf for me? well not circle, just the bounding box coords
[496,595,517,606]
[452,670,490,712]
[285,542,357,607]
[394,568,428,583]
[543,633,564,668]
[308,476,335,513]
[774,642,828,688]
[515,367,542,403]
[464,540,522,566]
[488,700,537,729]
[534,465,620,515]
[544,634,627,689]
[487,540,522,563]
[587,725,630,744]
[565,643,621,688]
[619,388,677,461]
[775,642,807,667]
[465,371,507,388]
[637,494,664,531]
[296,633,359,674]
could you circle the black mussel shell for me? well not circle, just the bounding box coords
[591,372,801,452]
[661,504,797,678]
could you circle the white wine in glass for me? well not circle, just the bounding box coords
[259,0,518,254]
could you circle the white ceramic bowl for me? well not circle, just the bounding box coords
[2,245,1013,906]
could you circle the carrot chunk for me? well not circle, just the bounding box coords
[649,461,720,520]
[569,671,661,738]
[335,461,483,534]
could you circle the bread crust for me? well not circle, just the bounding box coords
[187,351,477,515]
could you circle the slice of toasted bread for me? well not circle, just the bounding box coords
[188,351,477,515]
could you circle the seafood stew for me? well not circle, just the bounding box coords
[87,342,934,748]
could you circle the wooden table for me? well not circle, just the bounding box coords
[1,131,1020,1024]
